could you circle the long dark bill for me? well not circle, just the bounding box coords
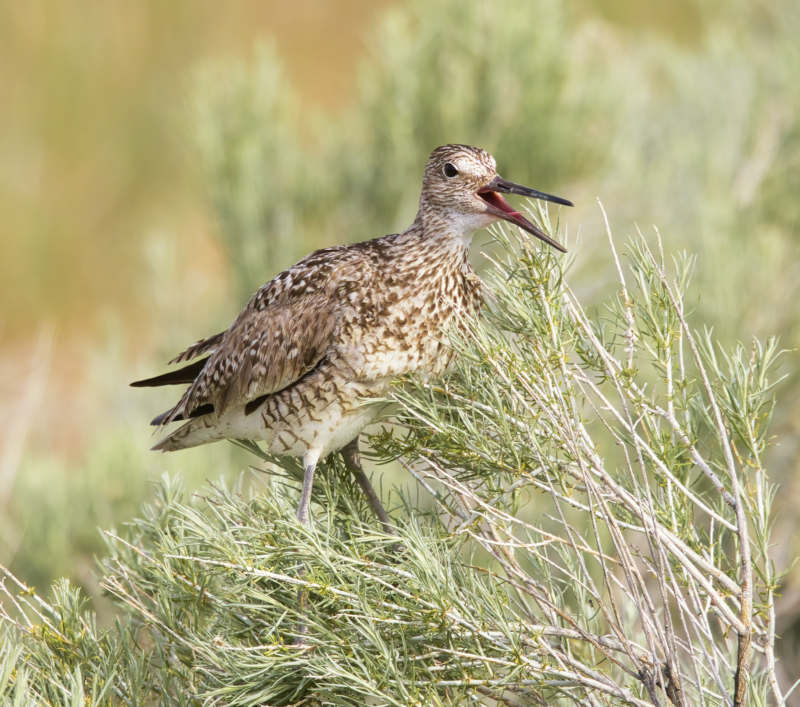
[477,175,572,253]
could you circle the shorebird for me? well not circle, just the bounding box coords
[132,144,571,531]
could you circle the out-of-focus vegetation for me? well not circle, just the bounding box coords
[194,2,611,302]
[2,0,800,694]
[0,0,392,617]
[193,0,800,352]
[0,0,392,334]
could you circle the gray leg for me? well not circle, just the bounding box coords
[297,462,316,526]
[296,452,320,644]
[296,448,321,526]
[341,437,397,537]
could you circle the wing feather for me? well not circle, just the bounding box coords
[157,245,367,424]
[169,332,225,364]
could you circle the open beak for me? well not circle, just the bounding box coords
[477,175,572,252]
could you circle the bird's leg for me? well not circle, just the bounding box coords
[295,449,320,644]
[296,462,317,526]
[341,437,397,538]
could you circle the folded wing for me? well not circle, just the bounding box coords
[133,245,365,426]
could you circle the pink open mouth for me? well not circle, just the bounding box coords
[477,188,523,219]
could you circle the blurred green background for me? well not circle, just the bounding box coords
[1,0,799,691]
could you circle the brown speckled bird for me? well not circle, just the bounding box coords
[132,144,571,529]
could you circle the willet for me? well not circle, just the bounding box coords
[132,144,571,532]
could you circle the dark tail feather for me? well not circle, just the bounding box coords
[131,358,208,388]
[150,403,215,427]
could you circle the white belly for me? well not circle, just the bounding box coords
[154,374,388,457]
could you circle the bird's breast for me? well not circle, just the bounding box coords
[337,263,482,381]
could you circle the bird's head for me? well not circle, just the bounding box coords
[420,144,571,252]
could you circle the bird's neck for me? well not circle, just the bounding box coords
[385,209,475,278]
[410,202,480,252]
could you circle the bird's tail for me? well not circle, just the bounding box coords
[152,415,220,452]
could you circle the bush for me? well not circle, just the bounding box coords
[1,216,791,705]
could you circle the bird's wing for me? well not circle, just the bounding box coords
[204,297,337,417]
[160,245,368,424]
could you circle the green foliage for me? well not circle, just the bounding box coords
[0,575,157,706]
[1,216,791,705]
[2,428,249,601]
[592,0,800,345]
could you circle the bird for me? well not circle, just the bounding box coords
[132,144,572,531]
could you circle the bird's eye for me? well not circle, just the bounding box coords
[443,163,459,178]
